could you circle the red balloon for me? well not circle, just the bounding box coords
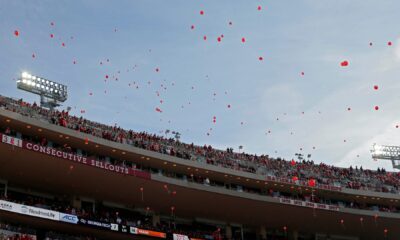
[217,37,221,42]
[203,35,207,41]
[257,5,262,11]
[340,60,349,67]
[50,33,54,38]
[241,37,246,43]
[308,178,316,187]
[374,106,379,111]
[388,41,392,46]
[62,42,66,47]
[191,25,195,30]
[373,85,378,90]
[200,10,204,15]
[14,30,19,37]
[259,56,263,61]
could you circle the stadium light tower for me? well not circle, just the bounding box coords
[16,72,68,110]
[370,143,400,170]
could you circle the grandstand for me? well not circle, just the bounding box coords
[0,95,399,240]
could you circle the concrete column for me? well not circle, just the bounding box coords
[152,214,160,227]
[225,225,232,240]
[4,181,8,198]
[259,225,267,240]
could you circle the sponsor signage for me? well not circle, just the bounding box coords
[59,213,79,224]
[0,200,59,221]
[1,134,22,148]
[279,198,340,212]
[0,200,19,213]
[173,233,190,240]
[20,205,60,221]
[111,223,119,231]
[19,141,150,179]
[0,200,167,238]
[130,227,138,234]
[266,176,342,192]
[79,218,111,229]
[121,225,128,233]
[130,227,166,238]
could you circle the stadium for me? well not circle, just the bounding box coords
[1,1,400,240]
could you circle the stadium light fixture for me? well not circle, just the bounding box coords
[16,72,68,109]
[370,143,400,170]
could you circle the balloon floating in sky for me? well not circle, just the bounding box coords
[340,60,349,67]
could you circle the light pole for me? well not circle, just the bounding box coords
[16,72,68,110]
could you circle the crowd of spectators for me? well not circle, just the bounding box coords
[1,125,399,216]
[0,223,36,240]
[0,95,399,195]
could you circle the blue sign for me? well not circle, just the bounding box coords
[59,213,79,224]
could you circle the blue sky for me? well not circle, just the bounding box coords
[1,0,400,170]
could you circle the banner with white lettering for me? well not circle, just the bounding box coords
[21,141,151,179]
[279,198,340,211]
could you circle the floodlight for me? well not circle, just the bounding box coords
[371,143,400,170]
[22,72,29,78]
[17,71,68,110]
